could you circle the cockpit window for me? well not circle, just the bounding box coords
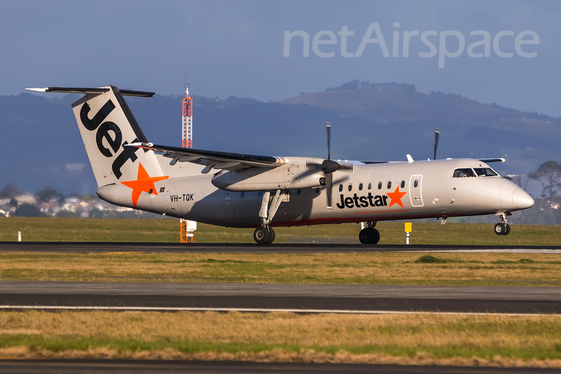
[453,168,476,178]
[474,168,498,177]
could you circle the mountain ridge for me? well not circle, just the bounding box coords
[1,81,559,194]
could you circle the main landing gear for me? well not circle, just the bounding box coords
[253,189,287,245]
[494,212,511,236]
[359,221,380,244]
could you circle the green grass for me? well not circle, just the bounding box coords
[1,217,561,245]
[0,252,560,286]
[1,335,560,362]
[1,311,561,365]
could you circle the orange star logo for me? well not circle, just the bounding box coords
[121,163,169,207]
[386,186,407,208]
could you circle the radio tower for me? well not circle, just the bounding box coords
[182,85,193,148]
[180,85,196,243]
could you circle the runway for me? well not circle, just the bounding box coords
[1,281,560,314]
[0,242,560,314]
[1,241,560,253]
[1,243,560,372]
[0,359,558,374]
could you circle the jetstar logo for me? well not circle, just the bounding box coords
[79,99,145,179]
[336,186,407,209]
[121,163,169,207]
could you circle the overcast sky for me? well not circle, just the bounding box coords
[2,0,560,116]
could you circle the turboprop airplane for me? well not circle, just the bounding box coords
[27,86,534,244]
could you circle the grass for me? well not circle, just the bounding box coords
[0,311,560,366]
[1,217,560,366]
[0,252,560,286]
[1,217,561,245]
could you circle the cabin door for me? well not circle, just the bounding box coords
[409,175,424,207]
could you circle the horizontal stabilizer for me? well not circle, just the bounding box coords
[26,86,155,97]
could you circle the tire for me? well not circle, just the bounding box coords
[254,227,270,244]
[359,228,380,244]
[504,223,511,236]
[265,227,275,244]
[494,223,505,236]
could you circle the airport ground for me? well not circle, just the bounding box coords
[0,218,560,372]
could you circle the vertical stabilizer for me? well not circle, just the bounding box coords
[69,86,164,188]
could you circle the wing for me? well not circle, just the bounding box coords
[127,142,287,173]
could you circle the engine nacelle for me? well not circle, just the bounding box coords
[211,158,326,191]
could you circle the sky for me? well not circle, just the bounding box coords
[1,0,560,116]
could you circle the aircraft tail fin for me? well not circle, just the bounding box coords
[31,86,165,188]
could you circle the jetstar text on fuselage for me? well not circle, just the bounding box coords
[336,192,389,209]
[336,186,407,209]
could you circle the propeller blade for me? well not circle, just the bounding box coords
[326,122,331,160]
[434,128,440,160]
[326,173,333,209]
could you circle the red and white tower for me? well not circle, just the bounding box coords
[180,85,196,243]
[182,86,193,149]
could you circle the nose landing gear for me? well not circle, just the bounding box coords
[494,213,511,236]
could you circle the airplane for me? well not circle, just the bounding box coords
[27,86,535,244]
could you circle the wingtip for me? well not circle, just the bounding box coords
[25,88,48,93]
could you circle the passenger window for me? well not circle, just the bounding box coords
[378,182,382,190]
[453,168,476,178]
[348,184,352,192]
[414,180,418,188]
[400,180,405,188]
[359,183,363,191]
[474,168,498,177]
[387,181,392,189]
[368,183,372,190]
[339,185,343,192]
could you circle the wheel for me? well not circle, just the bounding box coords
[254,226,275,245]
[359,228,380,244]
[504,223,511,236]
[254,227,268,244]
[494,223,507,236]
[265,227,275,244]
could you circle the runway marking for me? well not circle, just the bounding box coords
[403,249,561,254]
[0,305,558,317]
[103,252,144,254]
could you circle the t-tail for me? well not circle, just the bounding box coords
[26,86,169,208]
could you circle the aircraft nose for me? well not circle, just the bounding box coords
[514,189,534,210]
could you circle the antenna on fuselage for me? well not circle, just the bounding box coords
[434,128,440,160]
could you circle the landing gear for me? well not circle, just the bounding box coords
[494,213,511,236]
[254,189,287,245]
[494,223,511,236]
[359,221,380,244]
[254,226,275,245]
[359,228,380,244]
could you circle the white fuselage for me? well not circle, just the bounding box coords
[97,156,534,228]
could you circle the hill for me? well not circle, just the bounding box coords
[280,80,561,177]
[1,81,559,194]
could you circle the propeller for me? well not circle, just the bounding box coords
[323,122,340,209]
[326,122,331,161]
[434,128,440,160]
